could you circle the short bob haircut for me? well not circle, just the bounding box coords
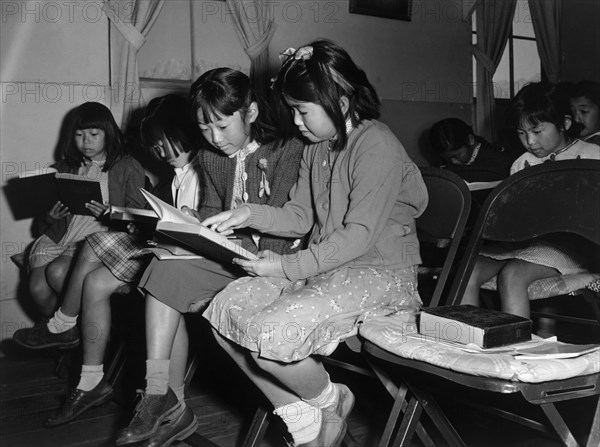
[506,82,578,138]
[272,39,380,151]
[61,102,126,171]
[140,94,201,160]
[189,67,280,145]
[429,118,475,155]
[570,80,600,108]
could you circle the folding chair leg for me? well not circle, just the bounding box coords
[242,405,271,447]
[104,338,126,386]
[539,403,579,447]
[379,383,410,447]
[390,396,423,447]
[586,396,600,447]
[406,379,466,447]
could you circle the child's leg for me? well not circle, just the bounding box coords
[213,331,350,446]
[60,241,103,318]
[80,265,126,367]
[497,259,558,318]
[115,294,186,445]
[461,255,506,306]
[45,255,72,296]
[29,266,57,317]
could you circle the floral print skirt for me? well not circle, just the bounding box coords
[203,265,421,362]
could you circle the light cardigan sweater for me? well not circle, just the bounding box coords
[246,120,429,281]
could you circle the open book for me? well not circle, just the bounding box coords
[140,189,259,262]
[7,167,103,217]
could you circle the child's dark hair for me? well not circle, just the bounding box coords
[272,39,380,151]
[571,80,600,107]
[140,94,201,160]
[189,68,280,145]
[506,82,577,138]
[429,118,475,154]
[60,102,125,171]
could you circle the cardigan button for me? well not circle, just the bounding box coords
[322,202,329,210]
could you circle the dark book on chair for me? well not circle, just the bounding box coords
[419,305,532,349]
[6,168,103,218]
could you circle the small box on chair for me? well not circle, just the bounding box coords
[419,305,532,349]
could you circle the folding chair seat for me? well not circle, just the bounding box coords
[360,160,600,447]
[239,167,472,446]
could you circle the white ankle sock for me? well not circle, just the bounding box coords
[77,364,104,391]
[171,384,186,404]
[145,359,170,395]
[303,379,338,411]
[274,401,321,445]
[47,308,78,334]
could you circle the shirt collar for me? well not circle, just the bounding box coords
[228,140,260,160]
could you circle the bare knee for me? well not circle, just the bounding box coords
[82,271,115,306]
[46,258,71,292]
[29,268,52,302]
[497,261,534,290]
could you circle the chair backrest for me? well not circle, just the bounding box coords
[416,167,472,307]
[446,159,600,305]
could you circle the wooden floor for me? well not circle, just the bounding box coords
[1,321,598,447]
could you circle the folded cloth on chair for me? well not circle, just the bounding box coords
[359,312,600,383]
[481,272,600,300]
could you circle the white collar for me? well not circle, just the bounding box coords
[228,140,260,160]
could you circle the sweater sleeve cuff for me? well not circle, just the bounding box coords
[246,204,271,230]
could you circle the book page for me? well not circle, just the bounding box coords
[514,341,600,360]
[19,167,58,178]
[140,189,198,224]
[465,180,502,191]
[108,206,158,223]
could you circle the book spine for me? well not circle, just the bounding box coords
[483,321,532,348]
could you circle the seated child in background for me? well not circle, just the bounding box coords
[19,102,146,325]
[461,82,600,324]
[13,95,203,427]
[115,68,305,446]
[570,80,600,146]
[201,40,427,447]
[429,117,514,181]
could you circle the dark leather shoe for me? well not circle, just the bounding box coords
[142,405,199,447]
[44,379,114,427]
[14,320,80,350]
[116,388,181,445]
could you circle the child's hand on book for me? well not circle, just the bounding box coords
[233,250,284,277]
[203,206,251,235]
[45,201,71,222]
[86,200,109,218]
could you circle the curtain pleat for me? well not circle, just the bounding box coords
[472,0,517,141]
[102,0,165,129]
[528,0,561,83]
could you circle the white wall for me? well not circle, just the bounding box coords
[1,0,109,343]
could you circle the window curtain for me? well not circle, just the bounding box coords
[471,0,517,141]
[225,0,277,98]
[528,0,561,83]
[101,0,165,129]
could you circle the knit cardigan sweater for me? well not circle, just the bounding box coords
[198,137,305,255]
[246,120,429,281]
[32,156,146,243]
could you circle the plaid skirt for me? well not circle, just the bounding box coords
[87,231,151,283]
[203,265,421,362]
